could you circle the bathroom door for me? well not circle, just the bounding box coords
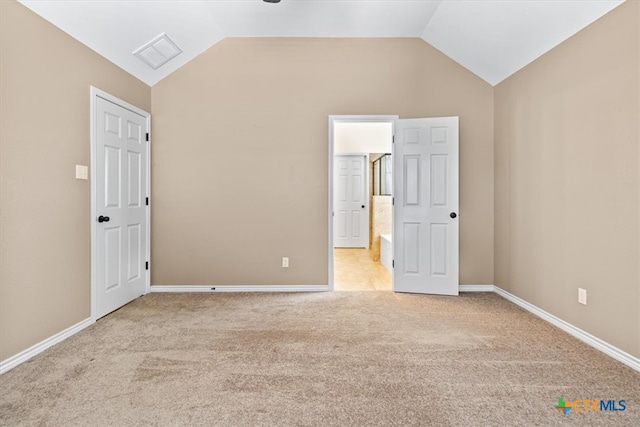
[334,155,369,248]
[393,117,459,295]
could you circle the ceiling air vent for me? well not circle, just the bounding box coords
[133,33,182,70]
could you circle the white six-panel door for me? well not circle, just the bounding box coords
[393,117,459,295]
[95,95,148,318]
[334,155,368,248]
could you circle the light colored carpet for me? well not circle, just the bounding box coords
[1,292,639,426]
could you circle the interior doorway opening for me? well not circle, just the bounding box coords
[328,116,397,291]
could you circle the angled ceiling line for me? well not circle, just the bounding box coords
[17,0,625,87]
[418,0,444,41]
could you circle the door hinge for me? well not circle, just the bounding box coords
[146,261,149,270]
[392,260,395,268]
[146,197,149,206]
[146,133,149,142]
[392,135,395,143]
[392,198,395,206]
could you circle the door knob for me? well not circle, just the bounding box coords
[362,205,365,209]
[98,215,110,223]
[450,212,457,219]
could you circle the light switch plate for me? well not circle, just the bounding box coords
[76,165,88,180]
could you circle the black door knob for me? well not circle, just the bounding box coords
[361,205,365,209]
[98,215,110,223]
[450,212,457,219]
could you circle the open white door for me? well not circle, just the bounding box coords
[92,90,149,318]
[393,117,459,295]
[334,155,368,248]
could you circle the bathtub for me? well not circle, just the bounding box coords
[379,234,392,274]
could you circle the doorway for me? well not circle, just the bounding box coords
[328,115,460,295]
[328,116,397,291]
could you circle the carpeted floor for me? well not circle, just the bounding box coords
[1,291,639,426]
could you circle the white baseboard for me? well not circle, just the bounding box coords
[0,317,94,375]
[459,284,495,292]
[3,286,638,375]
[150,285,330,293]
[493,286,640,373]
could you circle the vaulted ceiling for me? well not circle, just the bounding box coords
[19,0,624,86]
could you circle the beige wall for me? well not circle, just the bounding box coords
[151,38,494,286]
[1,0,637,369]
[0,0,151,360]
[637,1,640,356]
[371,196,393,262]
[494,1,640,357]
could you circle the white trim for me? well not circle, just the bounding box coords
[459,284,495,292]
[365,153,369,249]
[90,87,98,321]
[3,285,638,375]
[328,115,398,292]
[493,286,640,373]
[146,105,152,294]
[150,285,330,293]
[90,87,151,321]
[0,318,93,375]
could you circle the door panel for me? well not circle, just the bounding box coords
[95,96,148,318]
[104,226,121,291]
[127,120,141,142]
[104,146,121,208]
[403,222,420,274]
[128,224,141,281]
[334,155,368,248]
[430,223,448,275]
[430,155,447,205]
[127,151,141,207]
[405,156,420,205]
[105,112,121,135]
[393,117,459,295]
[352,211,362,238]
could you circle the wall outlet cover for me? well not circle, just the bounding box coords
[578,288,587,305]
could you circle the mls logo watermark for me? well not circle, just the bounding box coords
[555,397,626,415]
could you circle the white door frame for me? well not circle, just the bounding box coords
[90,86,151,321]
[327,115,398,290]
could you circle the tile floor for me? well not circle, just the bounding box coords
[334,248,392,291]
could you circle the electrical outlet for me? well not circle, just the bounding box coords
[578,288,587,305]
[282,257,289,268]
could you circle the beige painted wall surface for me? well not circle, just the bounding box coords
[151,38,494,286]
[637,1,640,353]
[0,0,151,360]
[494,1,640,357]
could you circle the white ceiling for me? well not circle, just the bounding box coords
[19,0,624,87]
